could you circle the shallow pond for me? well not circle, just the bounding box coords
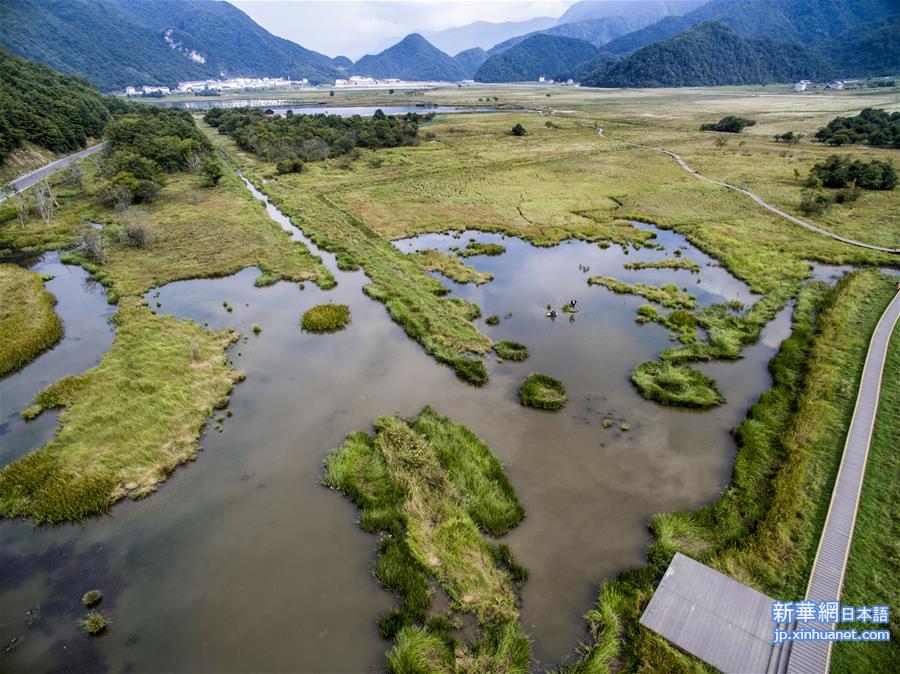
[2,183,804,671]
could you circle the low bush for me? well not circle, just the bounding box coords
[700,116,756,133]
[275,158,305,175]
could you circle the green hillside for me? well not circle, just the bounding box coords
[818,15,900,78]
[475,34,599,83]
[584,21,830,87]
[0,0,338,91]
[0,47,109,164]
[454,48,488,79]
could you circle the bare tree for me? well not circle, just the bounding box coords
[34,179,59,226]
[79,227,107,264]
[187,151,201,172]
[13,190,29,227]
[66,163,84,188]
[111,184,132,212]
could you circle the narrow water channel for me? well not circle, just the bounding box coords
[2,173,804,672]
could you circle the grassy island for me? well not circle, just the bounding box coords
[519,373,567,410]
[0,264,63,375]
[0,299,241,523]
[323,407,530,672]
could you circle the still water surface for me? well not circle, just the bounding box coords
[2,178,802,671]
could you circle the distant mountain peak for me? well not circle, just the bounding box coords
[353,33,468,81]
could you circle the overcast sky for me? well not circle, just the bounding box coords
[232,1,575,59]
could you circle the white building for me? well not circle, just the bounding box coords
[125,86,137,96]
[538,76,545,83]
[794,80,810,92]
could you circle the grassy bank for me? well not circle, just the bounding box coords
[588,276,696,309]
[0,264,62,375]
[0,298,241,523]
[566,271,897,672]
[322,407,530,672]
[1,158,332,297]
[624,258,699,273]
[412,248,493,285]
[832,320,900,672]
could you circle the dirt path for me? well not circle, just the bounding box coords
[594,128,899,254]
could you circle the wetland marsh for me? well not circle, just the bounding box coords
[1,85,897,672]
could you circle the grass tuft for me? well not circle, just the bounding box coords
[80,610,109,636]
[82,589,102,607]
[519,373,567,411]
[494,340,528,361]
[631,360,725,408]
[301,304,350,332]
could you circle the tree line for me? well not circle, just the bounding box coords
[815,108,900,148]
[95,101,221,210]
[203,108,423,164]
[0,46,109,164]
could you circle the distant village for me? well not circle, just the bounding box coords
[125,76,308,97]
[793,76,896,92]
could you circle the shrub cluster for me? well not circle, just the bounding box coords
[806,154,897,191]
[204,107,423,163]
[700,116,756,133]
[96,104,217,208]
[815,108,900,148]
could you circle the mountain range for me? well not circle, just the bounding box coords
[1,0,898,92]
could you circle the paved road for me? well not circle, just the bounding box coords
[594,129,899,254]
[1,142,108,202]
[785,288,900,673]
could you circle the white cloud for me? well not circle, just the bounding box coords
[232,1,575,58]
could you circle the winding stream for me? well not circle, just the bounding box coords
[2,174,810,671]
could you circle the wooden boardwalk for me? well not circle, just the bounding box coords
[786,288,900,673]
[642,289,900,673]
